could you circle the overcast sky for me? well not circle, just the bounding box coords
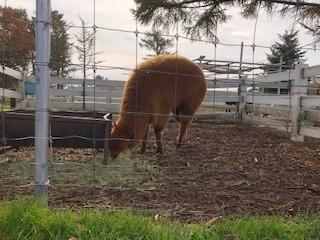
[3,0,320,80]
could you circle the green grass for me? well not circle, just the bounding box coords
[0,149,161,188]
[1,198,320,240]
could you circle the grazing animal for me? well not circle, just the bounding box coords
[108,54,206,159]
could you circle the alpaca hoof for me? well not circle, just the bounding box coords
[138,147,146,154]
[156,149,163,154]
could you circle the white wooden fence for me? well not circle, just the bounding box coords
[241,64,320,141]
[0,65,24,103]
[25,76,241,113]
[2,63,320,142]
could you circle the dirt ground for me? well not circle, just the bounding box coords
[1,121,320,222]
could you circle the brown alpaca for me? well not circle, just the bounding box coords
[108,54,206,159]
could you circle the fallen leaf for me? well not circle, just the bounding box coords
[207,216,222,225]
[154,214,161,221]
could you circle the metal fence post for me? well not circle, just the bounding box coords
[35,0,51,199]
[291,64,308,142]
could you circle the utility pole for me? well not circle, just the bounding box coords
[35,0,51,200]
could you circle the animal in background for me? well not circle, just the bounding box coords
[308,77,320,96]
[107,54,206,159]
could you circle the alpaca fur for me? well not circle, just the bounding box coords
[108,54,206,158]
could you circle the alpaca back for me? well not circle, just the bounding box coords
[120,55,206,117]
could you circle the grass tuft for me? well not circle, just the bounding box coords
[1,198,320,239]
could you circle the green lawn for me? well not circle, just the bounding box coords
[0,198,320,240]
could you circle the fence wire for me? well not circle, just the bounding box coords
[0,0,320,221]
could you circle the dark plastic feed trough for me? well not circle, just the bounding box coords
[0,110,112,159]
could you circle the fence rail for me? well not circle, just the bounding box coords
[242,63,320,141]
[254,69,294,83]
[0,65,24,106]
[24,76,242,112]
[1,65,23,81]
[2,63,320,141]
[303,64,320,78]
[246,95,290,105]
[0,88,23,99]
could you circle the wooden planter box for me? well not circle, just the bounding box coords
[0,110,111,149]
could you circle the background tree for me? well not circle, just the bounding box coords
[74,17,95,80]
[74,17,104,77]
[266,30,306,71]
[0,7,34,71]
[95,75,108,81]
[299,5,320,40]
[50,10,72,79]
[0,7,34,108]
[95,75,104,80]
[139,30,174,56]
[133,0,320,41]
[74,17,105,109]
[301,23,320,42]
[30,17,36,75]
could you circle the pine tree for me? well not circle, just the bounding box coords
[139,30,174,57]
[267,30,306,71]
[301,23,320,43]
[299,5,320,40]
[50,10,72,78]
[133,0,320,41]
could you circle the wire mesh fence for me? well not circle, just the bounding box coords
[0,0,320,221]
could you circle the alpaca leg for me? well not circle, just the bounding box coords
[176,99,201,147]
[174,106,181,122]
[140,126,149,152]
[154,128,163,153]
[177,116,192,148]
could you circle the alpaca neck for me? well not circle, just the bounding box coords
[117,114,148,142]
[120,80,150,117]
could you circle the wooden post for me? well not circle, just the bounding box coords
[103,121,111,165]
[238,76,247,120]
[82,79,86,111]
[103,113,112,165]
[18,71,26,109]
[108,90,112,104]
[291,64,308,142]
[277,57,283,95]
